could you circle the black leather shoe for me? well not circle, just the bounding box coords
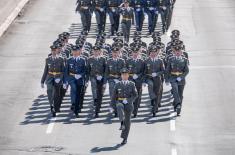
[152,112,156,117]
[114,112,118,118]
[95,113,99,118]
[70,105,75,111]
[121,139,127,145]
[52,111,56,117]
[133,114,137,118]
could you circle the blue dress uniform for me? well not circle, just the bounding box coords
[165,46,189,116]
[145,0,160,34]
[158,0,171,33]
[76,0,93,32]
[93,0,107,34]
[65,47,87,117]
[131,0,145,32]
[107,0,122,35]
[41,46,65,117]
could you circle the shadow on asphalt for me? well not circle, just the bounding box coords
[90,144,123,153]
[20,90,175,125]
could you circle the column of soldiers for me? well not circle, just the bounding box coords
[41,28,188,144]
[76,0,176,37]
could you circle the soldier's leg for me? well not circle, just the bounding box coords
[146,79,157,100]
[115,14,120,32]
[108,11,115,35]
[116,102,125,122]
[158,82,164,107]
[133,81,142,116]
[121,22,128,42]
[176,84,185,115]
[95,80,103,115]
[126,21,131,43]
[121,104,134,140]
[80,83,87,109]
[69,81,77,111]
[170,82,181,110]
[135,11,140,31]
[80,11,87,31]
[147,10,153,33]
[53,82,62,112]
[152,78,162,115]
[46,82,54,112]
[90,77,98,106]
[140,11,144,31]
[58,87,67,110]
[102,12,106,32]
[153,11,158,32]
[75,83,83,115]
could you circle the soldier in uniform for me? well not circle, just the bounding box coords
[158,0,171,33]
[107,0,122,35]
[87,46,106,118]
[65,45,87,118]
[119,0,134,43]
[132,0,145,32]
[93,0,107,34]
[145,0,159,35]
[111,68,138,145]
[76,0,93,32]
[144,45,165,117]
[105,47,125,116]
[126,47,145,117]
[41,45,66,117]
[165,45,189,116]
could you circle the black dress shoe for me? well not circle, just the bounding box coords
[121,139,127,145]
[176,105,181,116]
[70,105,75,111]
[95,113,99,118]
[114,112,118,118]
[52,111,56,117]
[152,112,156,117]
[75,113,79,118]
[133,114,137,118]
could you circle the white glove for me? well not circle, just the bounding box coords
[142,83,147,87]
[155,11,159,14]
[152,72,157,77]
[123,99,128,104]
[55,78,61,83]
[41,83,44,89]
[166,82,170,86]
[63,84,67,89]
[96,75,103,81]
[177,77,182,82]
[103,84,106,89]
[114,79,119,83]
[162,6,167,10]
[75,74,82,80]
[133,74,138,80]
[100,8,104,12]
[149,7,154,11]
[112,8,116,12]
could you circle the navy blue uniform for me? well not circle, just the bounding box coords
[93,0,107,34]
[65,57,87,116]
[145,0,160,33]
[131,0,145,31]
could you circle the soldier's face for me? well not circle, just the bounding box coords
[175,50,182,56]
[73,50,81,57]
[112,52,118,58]
[150,52,157,58]
[94,50,100,57]
[121,73,129,80]
[132,52,139,58]
[51,49,57,56]
[124,2,129,7]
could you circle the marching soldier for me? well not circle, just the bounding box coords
[76,0,93,32]
[107,0,122,35]
[93,0,107,34]
[87,46,106,118]
[111,68,138,145]
[165,45,189,116]
[105,47,125,116]
[65,45,87,118]
[158,0,171,33]
[144,45,165,117]
[132,0,145,32]
[145,0,159,35]
[126,47,145,117]
[41,45,66,117]
[119,0,134,43]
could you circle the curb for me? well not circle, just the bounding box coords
[0,0,30,37]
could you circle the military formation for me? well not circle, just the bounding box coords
[76,0,176,38]
[40,27,189,144]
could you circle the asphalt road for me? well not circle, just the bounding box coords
[0,0,235,155]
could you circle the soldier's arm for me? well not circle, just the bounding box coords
[165,59,171,82]
[127,83,138,103]
[75,0,81,12]
[111,84,118,105]
[180,59,189,79]
[41,58,48,84]
[102,59,107,84]
[104,60,109,83]
[158,59,166,76]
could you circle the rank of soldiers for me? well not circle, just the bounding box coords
[76,0,176,38]
[41,29,188,145]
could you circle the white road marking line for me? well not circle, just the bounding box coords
[170,111,176,131]
[46,118,57,134]
[171,148,177,155]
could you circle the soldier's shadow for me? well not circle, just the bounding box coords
[90,144,123,153]
[20,90,174,125]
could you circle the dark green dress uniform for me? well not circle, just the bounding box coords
[93,0,107,34]
[105,51,125,115]
[112,68,138,144]
[41,49,65,117]
[144,51,165,117]
[126,50,145,117]
[76,0,93,32]
[87,48,106,117]
[165,49,189,116]
[119,5,134,43]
